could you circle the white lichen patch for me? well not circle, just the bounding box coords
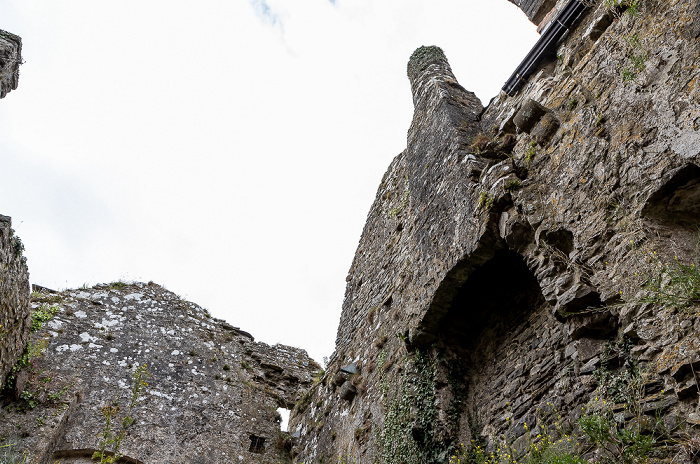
[79,332,97,343]
[149,389,174,401]
[99,318,120,328]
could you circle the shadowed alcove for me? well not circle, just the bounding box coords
[438,248,546,359]
[433,247,553,447]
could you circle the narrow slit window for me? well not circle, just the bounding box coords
[249,435,265,454]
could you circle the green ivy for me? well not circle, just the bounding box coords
[375,349,448,464]
[30,304,59,332]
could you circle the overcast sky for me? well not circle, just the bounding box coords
[0,0,538,363]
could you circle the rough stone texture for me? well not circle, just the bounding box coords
[0,283,318,464]
[0,215,31,387]
[508,0,562,27]
[0,30,22,99]
[290,0,700,462]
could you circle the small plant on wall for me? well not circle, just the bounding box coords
[92,364,149,463]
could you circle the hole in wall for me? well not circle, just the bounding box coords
[642,164,700,260]
[278,407,290,432]
[587,11,615,42]
[51,449,143,464]
[382,295,393,311]
[642,164,700,228]
[249,435,266,454]
[542,228,574,255]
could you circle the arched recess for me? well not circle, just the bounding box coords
[642,163,700,260]
[438,249,546,359]
[413,244,569,452]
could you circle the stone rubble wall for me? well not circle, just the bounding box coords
[290,0,700,462]
[0,215,30,388]
[508,0,559,26]
[0,282,319,464]
[0,30,22,99]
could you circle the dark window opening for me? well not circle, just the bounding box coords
[249,435,266,454]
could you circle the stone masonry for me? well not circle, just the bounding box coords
[0,29,22,99]
[4,0,700,462]
[290,0,700,462]
[0,215,30,389]
[0,283,319,463]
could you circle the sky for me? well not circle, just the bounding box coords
[0,0,538,363]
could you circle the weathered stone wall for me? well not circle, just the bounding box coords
[290,0,700,462]
[0,215,31,388]
[508,0,559,26]
[0,283,319,464]
[0,29,22,99]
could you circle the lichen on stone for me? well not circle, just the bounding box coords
[406,45,447,81]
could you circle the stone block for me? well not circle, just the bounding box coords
[531,112,560,145]
[513,99,548,134]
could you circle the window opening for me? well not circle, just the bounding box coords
[249,435,265,454]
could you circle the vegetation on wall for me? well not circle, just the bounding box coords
[92,364,149,464]
[407,46,447,81]
[375,349,447,464]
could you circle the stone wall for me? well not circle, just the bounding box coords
[290,0,700,462]
[508,0,559,26]
[0,29,22,99]
[0,283,319,464]
[0,215,30,388]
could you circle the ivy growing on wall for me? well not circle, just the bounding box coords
[375,349,453,464]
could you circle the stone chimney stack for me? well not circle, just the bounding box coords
[405,46,482,148]
[406,46,456,109]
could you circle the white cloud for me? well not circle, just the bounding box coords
[250,0,282,27]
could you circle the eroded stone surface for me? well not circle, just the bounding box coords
[0,283,318,464]
[0,30,22,99]
[0,215,30,387]
[290,0,700,462]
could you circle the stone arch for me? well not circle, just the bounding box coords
[432,248,554,447]
[409,230,588,452]
[642,163,700,260]
[642,163,700,229]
